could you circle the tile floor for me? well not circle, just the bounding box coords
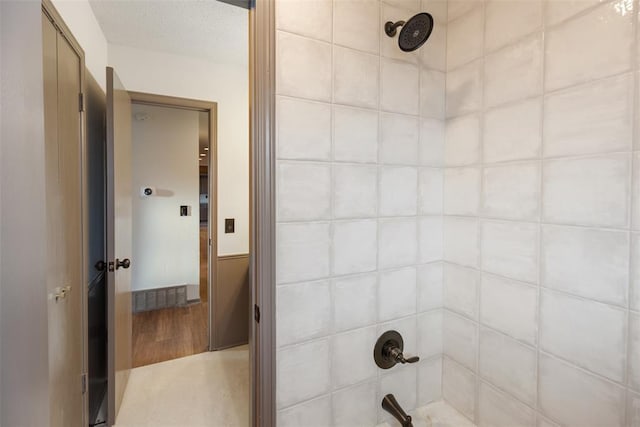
[115,344,473,427]
[115,345,249,427]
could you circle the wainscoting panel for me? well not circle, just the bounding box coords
[214,254,250,349]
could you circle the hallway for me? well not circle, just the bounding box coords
[115,346,249,427]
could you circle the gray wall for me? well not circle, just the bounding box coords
[0,1,51,425]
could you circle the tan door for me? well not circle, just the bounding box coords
[42,11,85,427]
[106,67,133,426]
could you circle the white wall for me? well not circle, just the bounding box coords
[50,0,108,89]
[131,104,200,300]
[1,2,51,425]
[109,43,249,256]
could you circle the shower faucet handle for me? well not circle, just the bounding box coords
[385,343,420,365]
[374,330,420,369]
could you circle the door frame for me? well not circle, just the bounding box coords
[249,0,276,425]
[128,91,219,350]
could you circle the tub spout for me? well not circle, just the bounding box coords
[381,394,413,427]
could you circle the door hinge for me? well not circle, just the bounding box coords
[79,93,84,112]
[81,373,88,394]
[254,304,260,323]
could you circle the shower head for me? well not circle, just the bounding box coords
[385,12,434,52]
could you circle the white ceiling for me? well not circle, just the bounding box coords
[89,0,248,66]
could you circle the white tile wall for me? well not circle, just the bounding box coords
[538,354,626,427]
[544,1,633,92]
[332,220,378,275]
[483,35,543,108]
[421,69,447,119]
[443,263,479,319]
[480,220,539,283]
[446,59,482,118]
[477,382,536,427]
[332,381,378,427]
[483,98,542,164]
[417,310,443,358]
[418,216,443,263]
[277,97,331,161]
[417,357,443,405]
[539,290,627,383]
[443,167,480,215]
[441,0,639,423]
[445,113,481,166]
[277,339,332,408]
[333,0,380,54]
[482,162,540,221]
[380,113,420,165]
[633,233,640,312]
[276,0,640,424]
[479,273,537,345]
[379,218,418,268]
[544,0,601,26]
[443,216,479,267]
[479,328,537,406]
[446,4,483,70]
[333,106,379,163]
[381,59,420,114]
[634,152,640,230]
[277,162,331,221]
[443,310,477,371]
[542,154,630,228]
[332,273,378,333]
[278,396,332,427]
[333,164,378,219]
[333,46,380,109]
[331,327,378,389]
[276,0,332,42]
[419,168,444,215]
[541,225,629,306]
[276,32,332,102]
[417,262,444,312]
[277,281,331,347]
[420,118,446,165]
[630,311,640,392]
[484,0,541,53]
[543,74,633,158]
[442,357,476,420]
[379,166,418,215]
[379,267,417,321]
[277,222,330,284]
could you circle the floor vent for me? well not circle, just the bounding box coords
[132,286,188,313]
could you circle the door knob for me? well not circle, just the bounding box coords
[115,258,131,270]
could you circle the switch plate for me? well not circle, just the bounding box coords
[180,205,190,216]
[225,218,235,233]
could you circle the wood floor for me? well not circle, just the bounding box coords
[132,225,210,368]
[132,302,208,368]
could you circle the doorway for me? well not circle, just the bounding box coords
[127,97,216,368]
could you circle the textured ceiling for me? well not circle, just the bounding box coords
[89,0,248,65]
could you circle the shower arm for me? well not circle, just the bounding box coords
[385,20,406,37]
